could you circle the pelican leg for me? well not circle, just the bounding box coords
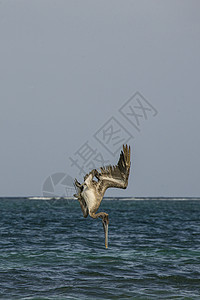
[74,179,88,218]
[74,178,84,189]
[74,179,83,197]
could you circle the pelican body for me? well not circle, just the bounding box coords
[74,144,131,248]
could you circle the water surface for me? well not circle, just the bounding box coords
[0,198,200,299]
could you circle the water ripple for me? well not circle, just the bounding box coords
[0,199,200,299]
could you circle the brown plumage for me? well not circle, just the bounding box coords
[74,144,131,248]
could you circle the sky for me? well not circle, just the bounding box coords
[0,0,200,197]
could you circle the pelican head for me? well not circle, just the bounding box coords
[102,214,109,248]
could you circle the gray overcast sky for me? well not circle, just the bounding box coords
[0,0,200,197]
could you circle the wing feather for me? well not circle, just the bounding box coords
[97,144,131,195]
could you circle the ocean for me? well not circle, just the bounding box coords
[0,198,200,299]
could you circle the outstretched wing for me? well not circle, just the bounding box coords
[96,144,131,195]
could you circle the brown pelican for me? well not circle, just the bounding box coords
[74,144,131,248]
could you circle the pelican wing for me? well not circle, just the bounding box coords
[97,144,131,195]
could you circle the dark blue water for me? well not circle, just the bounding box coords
[0,198,200,299]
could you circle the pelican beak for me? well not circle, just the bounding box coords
[102,218,109,249]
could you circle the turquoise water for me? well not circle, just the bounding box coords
[0,198,200,299]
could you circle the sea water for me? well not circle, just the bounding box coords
[0,198,200,299]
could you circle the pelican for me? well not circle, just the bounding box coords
[74,144,131,248]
